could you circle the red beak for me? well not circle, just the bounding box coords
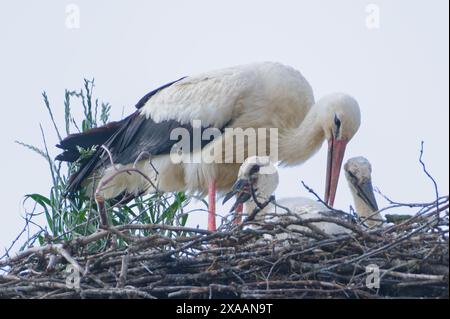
[324,137,348,207]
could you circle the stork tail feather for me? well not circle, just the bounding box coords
[55,119,126,162]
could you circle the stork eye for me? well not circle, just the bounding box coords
[346,170,360,185]
[249,164,260,176]
[347,170,357,180]
[334,114,342,137]
[334,114,341,128]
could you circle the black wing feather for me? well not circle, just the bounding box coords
[64,111,225,195]
[55,119,125,162]
[134,77,187,109]
[58,76,226,195]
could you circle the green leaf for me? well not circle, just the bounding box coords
[25,193,54,234]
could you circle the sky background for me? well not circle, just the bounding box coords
[0,0,448,253]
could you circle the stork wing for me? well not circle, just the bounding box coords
[138,65,255,127]
[59,64,270,195]
[134,77,187,109]
[63,110,227,195]
[60,69,248,194]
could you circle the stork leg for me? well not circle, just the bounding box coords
[233,203,243,225]
[95,193,109,228]
[208,180,217,231]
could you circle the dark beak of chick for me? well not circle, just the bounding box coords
[356,179,379,212]
[223,179,252,212]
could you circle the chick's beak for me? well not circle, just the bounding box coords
[223,179,251,212]
[355,179,379,212]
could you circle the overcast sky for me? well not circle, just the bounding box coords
[0,0,448,253]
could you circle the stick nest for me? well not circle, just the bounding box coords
[1,196,448,299]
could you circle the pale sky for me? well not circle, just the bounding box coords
[0,0,448,253]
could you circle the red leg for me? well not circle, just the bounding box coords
[208,180,216,231]
[95,193,109,228]
[233,203,243,224]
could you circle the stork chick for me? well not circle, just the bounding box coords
[223,156,382,236]
[344,156,383,227]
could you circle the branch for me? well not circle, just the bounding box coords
[419,141,440,217]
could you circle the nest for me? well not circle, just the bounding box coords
[0,196,448,299]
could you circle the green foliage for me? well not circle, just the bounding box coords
[15,79,192,252]
[75,145,98,164]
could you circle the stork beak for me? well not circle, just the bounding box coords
[325,138,348,206]
[223,179,251,212]
[354,179,379,212]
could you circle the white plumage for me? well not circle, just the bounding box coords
[141,62,313,128]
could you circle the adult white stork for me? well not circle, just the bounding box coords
[223,156,382,236]
[56,62,361,231]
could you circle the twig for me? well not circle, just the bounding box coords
[419,141,440,219]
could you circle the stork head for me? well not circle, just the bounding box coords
[223,156,278,212]
[318,93,361,207]
[344,156,378,212]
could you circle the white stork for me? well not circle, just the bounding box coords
[222,156,383,236]
[56,62,361,231]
